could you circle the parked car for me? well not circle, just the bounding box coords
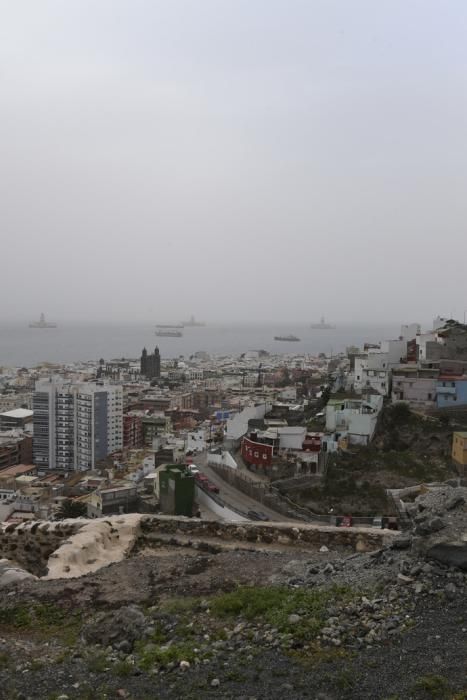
[206,482,220,494]
[194,472,208,483]
[187,464,200,475]
[340,515,353,527]
[372,515,383,528]
[247,510,270,521]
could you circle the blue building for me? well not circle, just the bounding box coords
[436,376,467,408]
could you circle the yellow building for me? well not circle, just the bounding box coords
[452,432,467,472]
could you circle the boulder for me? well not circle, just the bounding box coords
[391,534,412,550]
[82,605,147,649]
[445,494,466,511]
[414,517,446,536]
[0,559,36,588]
[426,542,467,570]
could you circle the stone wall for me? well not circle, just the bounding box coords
[138,514,397,552]
[0,519,86,576]
[0,514,400,580]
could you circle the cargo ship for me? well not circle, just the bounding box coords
[29,313,57,328]
[310,316,335,329]
[155,328,183,337]
[183,315,205,327]
[156,323,184,329]
[274,335,300,342]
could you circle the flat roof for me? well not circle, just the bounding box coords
[0,409,33,419]
[454,431,467,438]
[0,463,36,477]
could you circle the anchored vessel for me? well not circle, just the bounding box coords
[155,323,184,329]
[29,313,57,328]
[274,335,301,342]
[183,315,206,327]
[155,328,183,337]
[310,316,335,330]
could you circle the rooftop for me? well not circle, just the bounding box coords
[0,464,36,478]
[0,409,33,419]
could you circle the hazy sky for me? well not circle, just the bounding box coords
[1,1,467,324]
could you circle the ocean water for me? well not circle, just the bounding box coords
[0,321,402,368]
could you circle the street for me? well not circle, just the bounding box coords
[193,452,295,522]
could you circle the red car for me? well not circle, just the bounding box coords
[340,515,353,527]
[206,482,220,494]
[195,472,208,483]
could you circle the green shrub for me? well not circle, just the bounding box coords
[412,674,450,698]
[138,641,198,670]
[210,585,353,640]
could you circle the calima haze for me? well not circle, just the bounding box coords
[1,0,467,323]
[2,4,467,699]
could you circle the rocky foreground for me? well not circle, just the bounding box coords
[0,486,466,700]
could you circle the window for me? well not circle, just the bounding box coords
[428,393,432,400]
[452,382,455,388]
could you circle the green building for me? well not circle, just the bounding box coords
[158,464,195,516]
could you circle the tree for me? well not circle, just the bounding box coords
[56,499,87,520]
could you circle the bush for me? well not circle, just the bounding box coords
[210,585,353,640]
[412,674,450,698]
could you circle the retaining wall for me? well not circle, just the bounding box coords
[0,519,85,576]
[0,514,400,580]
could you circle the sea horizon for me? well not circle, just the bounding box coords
[0,320,409,368]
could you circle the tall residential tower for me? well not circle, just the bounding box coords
[33,379,123,471]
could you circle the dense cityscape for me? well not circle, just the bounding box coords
[0,314,466,527]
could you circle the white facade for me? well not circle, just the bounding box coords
[380,339,407,365]
[416,332,440,361]
[277,426,307,450]
[353,338,407,396]
[225,402,272,441]
[354,355,390,395]
[326,395,383,445]
[400,323,421,340]
[186,368,204,381]
[33,379,123,472]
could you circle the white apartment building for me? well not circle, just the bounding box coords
[354,337,408,396]
[33,379,123,471]
[326,394,383,446]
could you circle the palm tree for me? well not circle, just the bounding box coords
[56,499,87,520]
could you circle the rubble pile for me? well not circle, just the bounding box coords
[408,484,467,569]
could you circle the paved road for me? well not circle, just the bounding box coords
[193,453,295,522]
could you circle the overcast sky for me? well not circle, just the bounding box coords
[1,0,467,324]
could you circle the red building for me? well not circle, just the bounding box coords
[0,435,32,470]
[123,415,144,449]
[406,338,418,363]
[302,433,322,452]
[241,436,273,468]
